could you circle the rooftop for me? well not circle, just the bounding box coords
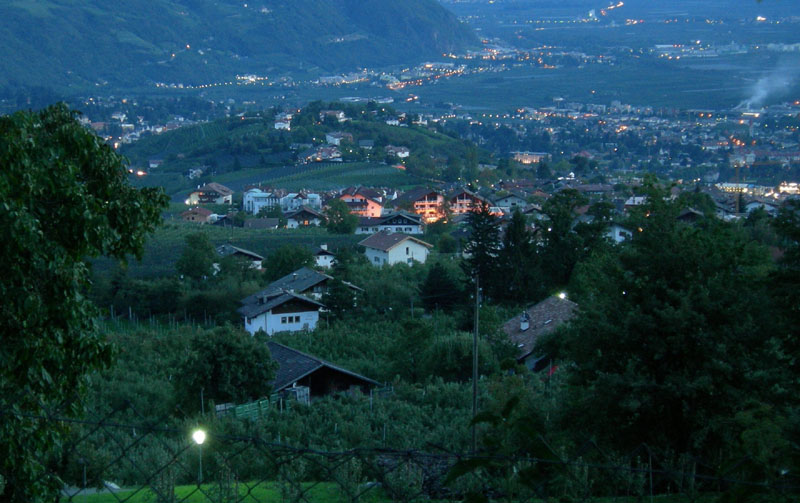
[358,232,432,252]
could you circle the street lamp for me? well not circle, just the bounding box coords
[192,429,206,484]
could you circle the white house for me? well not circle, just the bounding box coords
[325,132,353,146]
[186,182,233,205]
[239,290,324,336]
[385,145,410,158]
[359,232,433,266]
[243,188,279,215]
[355,212,424,235]
[215,244,264,270]
[286,206,326,228]
[314,245,336,268]
[281,192,322,212]
[494,193,528,213]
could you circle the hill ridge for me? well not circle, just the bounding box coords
[0,0,477,91]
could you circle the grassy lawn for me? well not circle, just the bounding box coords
[63,483,736,503]
[63,481,386,502]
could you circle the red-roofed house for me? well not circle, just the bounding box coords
[339,187,383,217]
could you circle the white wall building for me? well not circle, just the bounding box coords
[359,232,432,266]
[314,245,335,268]
[239,291,324,336]
[243,188,279,215]
[281,192,322,212]
[355,213,424,235]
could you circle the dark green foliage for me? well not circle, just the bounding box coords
[461,202,501,294]
[676,186,718,217]
[262,244,314,281]
[388,319,435,382]
[436,233,458,253]
[423,333,499,382]
[540,193,792,462]
[420,261,464,312]
[0,0,476,91]
[325,199,358,234]
[771,199,800,376]
[495,208,544,303]
[539,188,591,288]
[321,277,363,320]
[0,104,167,501]
[175,232,218,280]
[174,326,278,414]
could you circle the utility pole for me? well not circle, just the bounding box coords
[472,276,480,453]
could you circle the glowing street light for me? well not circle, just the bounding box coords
[192,429,206,483]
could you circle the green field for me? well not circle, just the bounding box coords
[62,481,383,503]
[133,162,422,202]
[63,483,732,503]
[91,221,363,279]
[406,55,800,112]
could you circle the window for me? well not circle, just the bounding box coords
[294,315,301,323]
[406,247,409,255]
[281,316,287,324]
[374,256,380,263]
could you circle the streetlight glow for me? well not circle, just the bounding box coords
[192,429,206,445]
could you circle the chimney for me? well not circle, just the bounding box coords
[520,311,530,332]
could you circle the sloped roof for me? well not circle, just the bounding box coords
[503,295,578,361]
[379,212,423,225]
[244,267,331,300]
[196,182,233,196]
[395,187,442,204]
[449,188,489,204]
[287,205,326,220]
[341,186,383,202]
[358,212,422,228]
[267,341,380,392]
[216,244,264,261]
[238,290,324,319]
[358,217,383,227]
[358,232,432,252]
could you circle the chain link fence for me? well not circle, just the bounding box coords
[2,395,798,502]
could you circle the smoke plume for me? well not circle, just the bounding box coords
[736,58,800,110]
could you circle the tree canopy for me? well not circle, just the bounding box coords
[540,192,794,463]
[175,232,218,280]
[174,326,278,414]
[262,244,314,282]
[0,104,167,501]
[325,199,358,234]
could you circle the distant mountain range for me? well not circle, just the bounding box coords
[1,0,477,92]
